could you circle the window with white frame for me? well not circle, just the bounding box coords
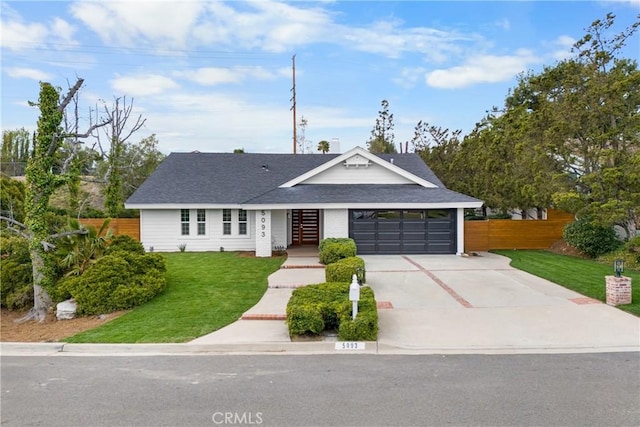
[180,209,190,235]
[197,209,206,235]
[222,209,232,235]
[238,209,247,235]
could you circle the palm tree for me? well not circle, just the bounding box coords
[56,218,113,276]
[317,140,330,154]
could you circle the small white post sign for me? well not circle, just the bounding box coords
[335,341,366,350]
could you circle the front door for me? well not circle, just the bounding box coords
[291,209,320,246]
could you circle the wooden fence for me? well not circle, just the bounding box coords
[464,209,574,251]
[79,218,140,241]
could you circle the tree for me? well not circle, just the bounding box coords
[526,14,640,237]
[94,97,146,217]
[296,116,312,154]
[1,128,31,176]
[94,134,166,204]
[367,99,397,154]
[411,120,463,190]
[119,134,165,201]
[233,148,245,154]
[0,79,110,322]
[423,13,639,228]
[317,140,330,154]
[0,176,26,224]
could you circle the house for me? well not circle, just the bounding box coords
[125,146,483,256]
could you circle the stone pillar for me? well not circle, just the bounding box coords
[255,209,272,257]
[605,276,632,306]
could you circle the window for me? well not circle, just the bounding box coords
[223,209,231,235]
[197,209,206,235]
[180,209,190,235]
[238,209,247,235]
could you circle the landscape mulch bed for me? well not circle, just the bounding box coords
[1,309,126,343]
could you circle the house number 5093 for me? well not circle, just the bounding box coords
[260,211,266,237]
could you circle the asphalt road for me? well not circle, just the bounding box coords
[1,353,638,426]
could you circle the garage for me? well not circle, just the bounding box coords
[349,209,456,254]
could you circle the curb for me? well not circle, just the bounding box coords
[3,341,638,357]
[1,341,379,356]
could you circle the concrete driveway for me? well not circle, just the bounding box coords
[365,253,640,353]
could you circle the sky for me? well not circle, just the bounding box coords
[1,1,639,155]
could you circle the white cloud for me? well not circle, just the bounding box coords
[551,35,576,61]
[50,17,77,45]
[0,12,48,51]
[69,1,205,49]
[393,67,427,89]
[426,49,540,89]
[194,0,332,52]
[110,74,179,97]
[0,4,79,52]
[342,19,478,61]
[175,66,279,86]
[5,67,53,81]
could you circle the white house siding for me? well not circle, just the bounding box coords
[139,209,179,252]
[303,162,414,184]
[270,210,287,248]
[323,209,349,239]
[139,209,254,252]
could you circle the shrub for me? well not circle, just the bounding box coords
[0,236,33,310]
[563,219,622,258]
[57,252,166,315]
[286,282,378,341]
[319,238,357,265]
[325,256,365,283]
[106,235,145,255]
[286,304,325,336]
[598,236,640,272]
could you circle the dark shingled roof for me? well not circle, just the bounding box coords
[125,151,480,206]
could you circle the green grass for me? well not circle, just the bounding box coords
[493,250,640,317]
[65,252,284,343]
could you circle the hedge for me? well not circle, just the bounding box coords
[286,281,378,341]
[318,238,357,265]
[325,256,365,283]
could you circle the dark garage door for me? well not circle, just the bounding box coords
[349,209,456,254]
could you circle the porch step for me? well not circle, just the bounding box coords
[241,313,286,321]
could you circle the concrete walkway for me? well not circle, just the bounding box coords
[187,250,640,354]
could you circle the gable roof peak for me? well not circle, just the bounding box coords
[279,145,438,188]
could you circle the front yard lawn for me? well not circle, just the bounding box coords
[493,250,640,317]
[65,252,284,343]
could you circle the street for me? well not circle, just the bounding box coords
[1,353,638,426]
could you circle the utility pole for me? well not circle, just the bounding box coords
[290,54,297,154]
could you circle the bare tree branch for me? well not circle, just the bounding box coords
[58,78,84,113]
[0,215,27,229]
